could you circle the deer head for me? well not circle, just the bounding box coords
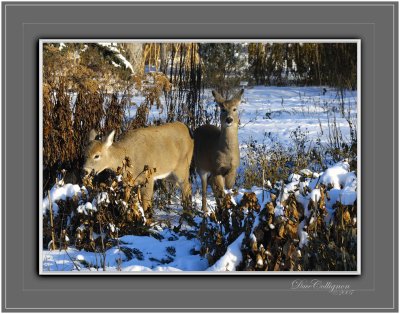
[83,129,116,176]
[212,89,244,128]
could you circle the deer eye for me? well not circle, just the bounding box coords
[233,108,237,112]
[94,154,100,160]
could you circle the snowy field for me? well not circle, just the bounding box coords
[41,86,358,273]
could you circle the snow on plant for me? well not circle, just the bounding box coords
[42,182,87,215]
[42,159,357,272]
[98,43,134,73]
[208,161,357,272]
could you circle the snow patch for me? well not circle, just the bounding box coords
[42,183,86,215]
[206,233,245,271]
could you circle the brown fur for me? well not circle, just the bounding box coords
[83,122,194,211]
[194,89,244,212]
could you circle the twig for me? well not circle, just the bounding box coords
[239,115,258,129]
[64,249,81,271]
[262,163,265,203]
[47,191,56,251]
[99,219,106,271]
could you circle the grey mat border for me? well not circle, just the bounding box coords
[2,1,398,312]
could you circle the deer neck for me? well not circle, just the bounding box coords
[109,144,136,172]
[219,125,238,151]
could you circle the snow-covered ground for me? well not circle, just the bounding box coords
[41,86,358,273]
[238,86,356,145]
[128,86,357,147]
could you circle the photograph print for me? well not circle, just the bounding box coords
[40,40,359,273]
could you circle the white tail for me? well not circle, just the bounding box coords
[194,89,244,212]
[83,122,194,211]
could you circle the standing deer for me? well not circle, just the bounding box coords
[194,89,244,213]
[83,122,193,211]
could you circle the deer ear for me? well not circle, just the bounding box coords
[233,89,244,101]
[104,130,115,148]
[88,129,97,141]
[212,90,225,104]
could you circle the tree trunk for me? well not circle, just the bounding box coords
[123,43,144,75]
[159,43,167,73]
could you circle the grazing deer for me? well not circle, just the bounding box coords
[83,122,193,211]
[194,89,244,213]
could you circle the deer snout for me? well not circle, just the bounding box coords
[225,117,233,125]
[82,168,92,178]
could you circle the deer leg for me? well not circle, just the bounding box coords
[210,174,225,208]
[179,178,192,210]
[199,171,209,213]
[140,177,154,212]
[170,169,192,211]
[159,178,173,205]
[225,168,237,190]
